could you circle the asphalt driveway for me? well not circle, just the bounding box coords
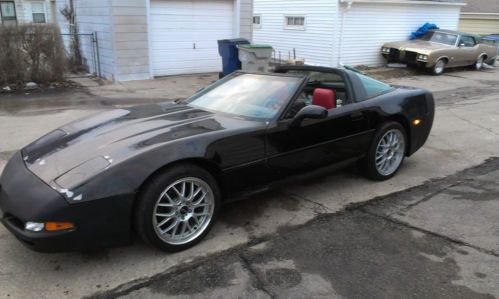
[119,158,499,299]
[0,68,498,298]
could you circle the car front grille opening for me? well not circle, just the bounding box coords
[4,213,24,230]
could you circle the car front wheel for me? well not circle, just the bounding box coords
[135,164,221,252]
[362,122,407,181]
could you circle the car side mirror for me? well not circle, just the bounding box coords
[290,105,328,128]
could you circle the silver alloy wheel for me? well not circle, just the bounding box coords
[153,177,214,245]
[434,60,445,74]
[476,56,484,70]
[375,129,405,176]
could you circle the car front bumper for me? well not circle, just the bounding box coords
[0,152,134,252]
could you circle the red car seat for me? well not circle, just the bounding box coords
[312,88,336,109]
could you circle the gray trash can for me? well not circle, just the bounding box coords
[237,44,273,73]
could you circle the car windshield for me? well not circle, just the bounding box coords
[421,31,458,46]
[186,73,304,120]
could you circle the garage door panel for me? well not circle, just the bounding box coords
[152,47,219,54]
[151,24,233,33]
[151,0,234,76]
[151,15,231,23]
[155,66,221,75]
[151,32,197,40]
[154,58,222,68]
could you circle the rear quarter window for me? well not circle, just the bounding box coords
[354,73,394,100]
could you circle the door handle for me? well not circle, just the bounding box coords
[350,112,364,121]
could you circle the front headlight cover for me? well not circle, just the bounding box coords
[417,54,429,61]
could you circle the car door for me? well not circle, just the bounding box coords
[265,70,371,177]
[457,35,479,66]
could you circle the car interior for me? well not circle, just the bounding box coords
[278,70,350,118]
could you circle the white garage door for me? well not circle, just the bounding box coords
[150,0,234,76]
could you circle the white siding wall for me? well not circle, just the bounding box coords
[239,0,253,40]
[339,2,461,66]
[111,0,150,81]
[13,1,25,23]
[55,0,116,79]
[253,0,337,66]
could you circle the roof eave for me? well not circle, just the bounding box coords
[340,0,466,6]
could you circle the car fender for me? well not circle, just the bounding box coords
[476,52,489,61]
[59,138,219,204]
[427,55,450,68]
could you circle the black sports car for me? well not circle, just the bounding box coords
[0,66,434,252]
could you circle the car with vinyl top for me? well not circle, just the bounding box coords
[0,66,434,252]
[381,29,498,75]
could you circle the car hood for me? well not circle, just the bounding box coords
[22,102,250,187]
[383,39,452,54]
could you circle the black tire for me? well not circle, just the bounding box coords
[431,59,446,76]
[361,122,407,181]
[135,164,221,252]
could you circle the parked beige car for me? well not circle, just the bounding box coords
[381,29,498,75]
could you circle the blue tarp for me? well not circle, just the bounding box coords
[482,35,499,41]
[410,23,439,40]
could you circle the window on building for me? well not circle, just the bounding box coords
[285,16,305,30]
[0,1,17,25]
[31,2,46,23]
[253,15,261,29]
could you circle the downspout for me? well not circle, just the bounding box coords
[337,1,352,67]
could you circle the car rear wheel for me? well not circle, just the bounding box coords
[431,59,446,76]
[362,122,407,181]
[135,164,221,252]
[474,56,485,70]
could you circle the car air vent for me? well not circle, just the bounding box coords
[22,129,68,162]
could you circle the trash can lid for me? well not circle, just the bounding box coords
[237,44,273,49]
[218,38,250,44]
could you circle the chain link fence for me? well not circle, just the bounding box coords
[60,32,101,78]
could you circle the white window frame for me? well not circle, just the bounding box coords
[253,14,261,29]
[30,1,47,24]
[284,15,306,31]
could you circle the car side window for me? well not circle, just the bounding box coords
[280,70,350,119]
[284,92,308,119]
[459,36,476,47]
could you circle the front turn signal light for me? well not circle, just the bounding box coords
[45,222,75,231]
[412,119,422,126]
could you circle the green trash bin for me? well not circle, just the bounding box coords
[237,44,273,73]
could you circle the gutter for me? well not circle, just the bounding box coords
[340,0,466,6]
